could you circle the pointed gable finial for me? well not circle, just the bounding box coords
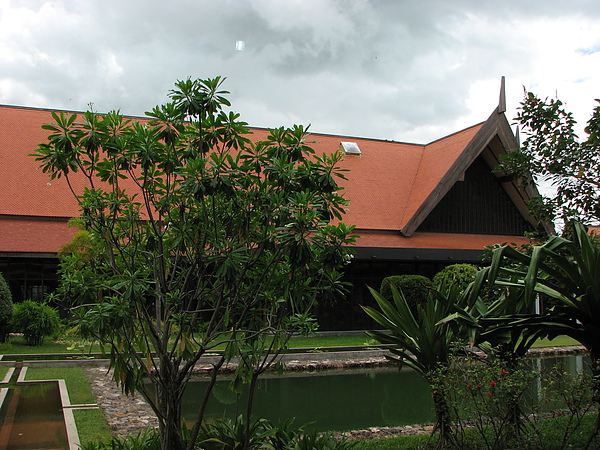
[499,76,506,114]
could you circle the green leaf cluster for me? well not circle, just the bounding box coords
[498,92,600,225]
[363,282,469,445]
[433,264,478,291]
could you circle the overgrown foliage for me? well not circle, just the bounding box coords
[432,354,539,449]
[79,427,160,450]
[79,417,355,450]
[497,92,600,225]
[32,77,355,450]
[11,299,60,346]
[0,273,13,342]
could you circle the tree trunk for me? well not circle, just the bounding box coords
[156,375,186,450]
[431,389,454,448]
[243,371,261,450]
[187,356,226,450]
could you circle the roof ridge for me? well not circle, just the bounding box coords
[425,121,485,146]
[0,104,436,145]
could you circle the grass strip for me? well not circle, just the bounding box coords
[0,334,581,356]
[0,337,102,355]
[532,336,580,348]
[288,333,373,348]
[25,366,96,405]
[73,408,113,445]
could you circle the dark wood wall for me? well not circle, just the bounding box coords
[316,258,460,331]
[0,256,59,303]
[417,155,534,235]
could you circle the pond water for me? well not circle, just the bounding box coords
[176,354,589,432]
[180,367,435,431]
[0,382,68,449]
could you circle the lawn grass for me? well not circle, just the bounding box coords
[0,337,103,355]
[288,333,374,348]
[288,333,581,350]
[532,335,580,348]
[359,432,432,449]
[25,366,96,404]
[73,408,113,445]
[0,333,581,356]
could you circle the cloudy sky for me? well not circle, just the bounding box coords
[1,0,599,143]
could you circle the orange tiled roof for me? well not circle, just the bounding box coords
[354,231,532,251]
[589,226,600,237]
[0,104,535,255]
[0,218,77,253]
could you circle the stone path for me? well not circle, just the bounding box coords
[84,367,158,436]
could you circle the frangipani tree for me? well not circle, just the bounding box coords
[32,77,355,450]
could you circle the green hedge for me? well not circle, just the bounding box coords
[432,264,479,290]
[380,275,432,312]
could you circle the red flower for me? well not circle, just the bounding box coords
[476,384,481,389]
[490,381,497,388]
[499,369,508,377]
[487,391,493,397]
[467,382,473,388]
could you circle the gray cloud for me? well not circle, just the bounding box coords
[1,0,599,142]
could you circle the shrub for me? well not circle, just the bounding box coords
[432,354,540,449]
[433,264,479,290]
[380,274,432,312]
[11,300,60,346]
[0,273,13,342]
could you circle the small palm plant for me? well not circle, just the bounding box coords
[363,282,468,447]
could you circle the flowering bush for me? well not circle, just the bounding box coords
[432,354,539,449]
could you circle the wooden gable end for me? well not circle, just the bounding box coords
[416,154,535,235]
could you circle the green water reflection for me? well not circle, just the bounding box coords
[182,367,435,431]
[0,382,68,449]
[179,354,590,432]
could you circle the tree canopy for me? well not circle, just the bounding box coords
[32,76,356,450]
[497,93,600,227]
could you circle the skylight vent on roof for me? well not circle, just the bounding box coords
[340,141,361,155]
